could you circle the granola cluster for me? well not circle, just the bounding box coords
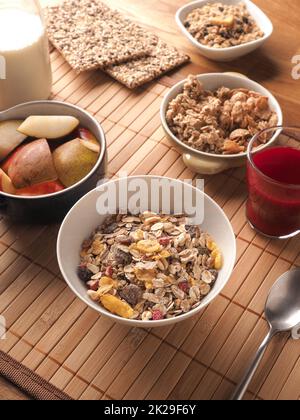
[166,75,278,155]
[184,2,264,48]
[78,213,222,321]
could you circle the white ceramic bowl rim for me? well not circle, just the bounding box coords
[176,0,273,51]
[57,175,237,327]
[0,100,106,201]
[160,73,283,160]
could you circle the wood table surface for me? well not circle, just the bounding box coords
[1,0,300,400]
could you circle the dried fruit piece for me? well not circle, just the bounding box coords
[159,237,170,246]
[77,264,91,282]
[119,284,142,306]
[115,248,132,265]
[210,15,234,27]
[178,281,189,293]
[105,266,113,277]
[100,295,134,319]
[214,252,223,270]
[87,280,99,291]
[152,310,164,320]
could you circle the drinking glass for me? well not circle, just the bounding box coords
[0,0,52,110]
[247,127,300,239]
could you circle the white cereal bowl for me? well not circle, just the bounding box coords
[57,176,236,328]
[161,73,283,175]
[176,0,273,62]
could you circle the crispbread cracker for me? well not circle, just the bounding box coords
[105,36,190,89]
[45,0,151,72]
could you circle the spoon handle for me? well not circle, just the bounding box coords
[231,329,276,400]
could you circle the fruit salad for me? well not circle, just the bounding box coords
[0,116,101,196]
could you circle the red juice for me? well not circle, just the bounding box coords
[247,146,300,237]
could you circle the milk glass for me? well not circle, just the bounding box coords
[0,0,52,110]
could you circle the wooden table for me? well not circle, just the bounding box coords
[1,0,300,401]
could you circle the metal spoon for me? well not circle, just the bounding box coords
[231,268,300,400]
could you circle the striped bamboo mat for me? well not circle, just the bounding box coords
[0,46,300,401]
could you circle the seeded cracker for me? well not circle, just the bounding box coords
[45,0,152,72]
[105,36,190,89]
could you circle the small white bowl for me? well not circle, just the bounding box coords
[57,176,236,328]
[176,0,273,62]
[161,73,283,175]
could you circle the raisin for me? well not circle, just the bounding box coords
[209,270,219,281]
[184,21,191,28]
[115,249,132,266]
[100,222,118,234]
[119,284,142,306]
[198,247,211,256]
[117,236,133,246]
[77,264,91,283]
[219,6,224,12]
[243,16,249,24]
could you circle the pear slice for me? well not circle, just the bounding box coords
[53,138,99,187]
[0,120,27,161]
[8,139,58,189]
[0,168,16,194]
[18,116,80,139]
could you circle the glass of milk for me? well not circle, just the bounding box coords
[0,0,52,111]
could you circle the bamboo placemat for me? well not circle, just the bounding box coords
[0,45,300,401]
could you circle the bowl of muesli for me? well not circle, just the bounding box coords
[176,0,273,61]
[161,73,282,174]
[57,176,236,327]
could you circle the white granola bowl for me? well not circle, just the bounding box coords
[161,73,283,175]
[57,176,236,328]
[176,0,273,62]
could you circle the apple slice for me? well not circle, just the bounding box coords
[79,139,100,154]
[0,168,16,194]
[8,139,57,189]
[78,128,99,144]
[78,128,101,153]
[0,120,27,161]
[18,116,80,139]
[16,180,64,196]
[53,138,99,187]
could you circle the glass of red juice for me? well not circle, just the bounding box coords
[247,127,300,239]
